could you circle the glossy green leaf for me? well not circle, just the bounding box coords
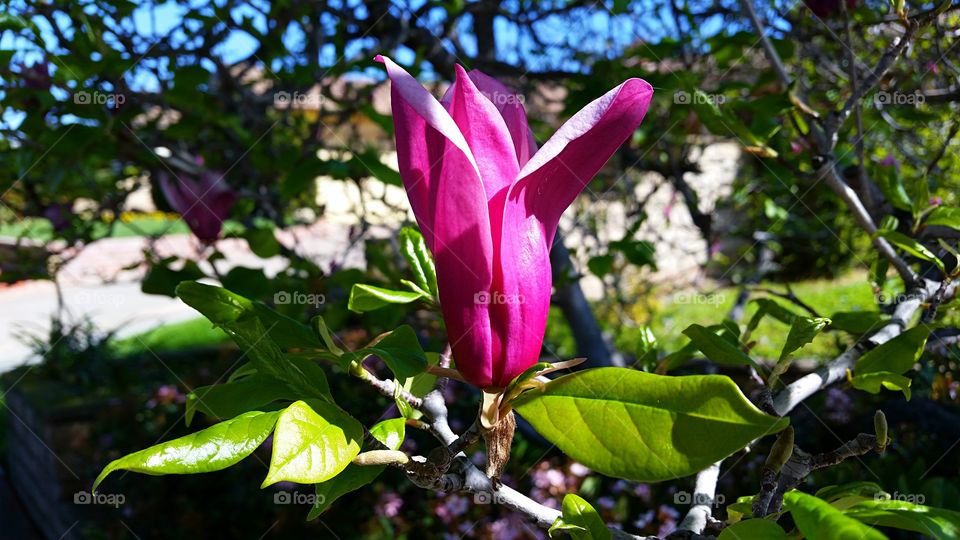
[177,282,331,401]
[548,494,611,540]
[851,371,912,400]
[717,519,787,540]
[924,206,960,232]
[784,491,887,540]
[254,303,323,350]
[780,317,831,362]
[343,325,428,380]
[845,499,960,539]
[856,326,930,376]
[876,230,945,273]
[513,368,788,482]
[399,227,438,298]
[307,418,406,519]
[186,374,295,426]
[682,324,759,370]
[816,482,886,503]
[348,283,425,313]
[829,311,888,334]
[262,401,363,487]
[94,410,280,492]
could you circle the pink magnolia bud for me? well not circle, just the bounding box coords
[378,56,653,388]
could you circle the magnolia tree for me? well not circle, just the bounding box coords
[94,28,960,540]
[4,0,960,538]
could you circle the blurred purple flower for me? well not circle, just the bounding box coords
[157,168,235,242]
[374,490,403,518]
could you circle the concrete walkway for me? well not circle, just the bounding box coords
[0,221,380,371]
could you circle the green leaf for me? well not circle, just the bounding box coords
[221,266,271,300]
[343,325,427,380]
[829,311,888,334]
[399,227,438,298]
[262,401,363,487]
[851,371,912,400]
[253,303,323,350]
[768,316,831,386]
[244,225,281,258]
[784,491,887,540]
[186,374,295,426]
[844,499,960,539]
[548,494,611,540]
[312,315,343,355]
[94,410,280,492]
[347,283,425,313]
[856,326,931,376]
[875,230,945,273]
[780,317,831,362]
[924,206,960,232]
[513,368,788,482]
[682,324,759,370]
[176,282,332,401]
[717,519,787,540]
[587,254,615,277]
[873,165,912,211]
[815,482,886,503]
[141,260,205,297]
[753,298,800,326]
[307,418,405,519]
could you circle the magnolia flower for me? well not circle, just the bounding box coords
[157,168,235,242]
[378,55,652,389]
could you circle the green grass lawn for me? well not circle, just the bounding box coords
[0,215,191,241]
[647,271,879,361]
[111,317,230,357]
[545,270,884,365]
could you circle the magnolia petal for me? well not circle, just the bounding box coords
[447,65,520,244]
[375,55,482,250]
[466,69,537,166]
[515,78,654,245]
[492,79,653,386]
[377,55,497,388]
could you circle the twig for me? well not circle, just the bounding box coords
[354,366,423,409]
[738,0,792,87]
[667,461,722,538]
[773,279,957,415]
